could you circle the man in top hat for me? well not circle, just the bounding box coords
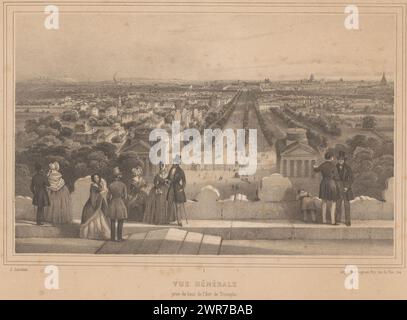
[30,163,50,225]
[166,154,187,226]
[335,151,354,226]
[107,167,128,241]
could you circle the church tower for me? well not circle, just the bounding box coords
[381,72,387,85]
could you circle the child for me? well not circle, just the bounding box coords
[297,190,317,223]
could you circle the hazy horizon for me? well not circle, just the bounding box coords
[17,75,393,83]
[16,12,395,82]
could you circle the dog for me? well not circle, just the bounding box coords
[296,190,318,223]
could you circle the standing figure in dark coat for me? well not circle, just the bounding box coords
[335,151,354,226]
[30,163,50,225]
[313,151,340,225]
[107,167,128,242]
[166,155,187,226]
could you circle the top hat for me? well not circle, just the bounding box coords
[338,151,347,160]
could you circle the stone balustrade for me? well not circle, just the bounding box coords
[15,174,395,223]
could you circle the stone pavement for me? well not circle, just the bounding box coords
[14,219,394,255]
[219,239,393,255]
[180,219,394,240]
[16,219,394,240]
[16,228,222,255]
[15,236,393,256]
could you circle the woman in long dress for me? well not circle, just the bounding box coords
[127,166,147,222]
[313,151,340,225]
[166,157,187,226]
[44,161,72,224]
[143,162,170,225]
[79,174,111,240]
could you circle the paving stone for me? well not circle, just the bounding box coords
[124,223,177,236]
[157,229,188,254]
[95,235,131,254]
[113,232,148,254]
[138,229,171,254]
[198,234,222,255]
[178,232,204,255]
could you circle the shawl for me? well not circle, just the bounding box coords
[47,170,65,192]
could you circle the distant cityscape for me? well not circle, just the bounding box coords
[16,73,393,148]
[15,73,394,201]
[16,80,236,149]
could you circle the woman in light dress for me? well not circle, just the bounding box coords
[44,161,72,224]
[79,173,110,240]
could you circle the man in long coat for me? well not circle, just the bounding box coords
[107,167,128,241]
[335,151,355,226]
[30,163,50,225]
[166,155,187,225]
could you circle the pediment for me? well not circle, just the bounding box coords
[281,143,319,157]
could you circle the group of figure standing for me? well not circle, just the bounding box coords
[297,151,354,226]
[30,156,188,242]
[80,157,187,241]
[30,162,72,226]
[144,160,187,226]
[30,149,354,244]
[313,150,354,226]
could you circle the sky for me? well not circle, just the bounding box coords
[16,12,396,81]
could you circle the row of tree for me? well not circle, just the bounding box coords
[284,106,342,136]
[253,103,274,147]
[17,115,79,150]
[202,91,242,130]
[270,107,311,132]
[16,114,147,197]
[16,141,144,197]
[328,134,394,200]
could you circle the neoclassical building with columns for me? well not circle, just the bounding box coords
[276,128,321,178]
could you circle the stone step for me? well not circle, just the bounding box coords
[15,237,393,256]
[96,234,133,254]
[178,232,204,255]
[157,229,188,254]
[95,228,222,255]
[198,234,222,255]
[117,232,149,254]
[15,237,105,254]
[138,229,169,254]
[15,219,394,241]
[15,221,80,238]
[185,220,394,240]
[123,220,393,240]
